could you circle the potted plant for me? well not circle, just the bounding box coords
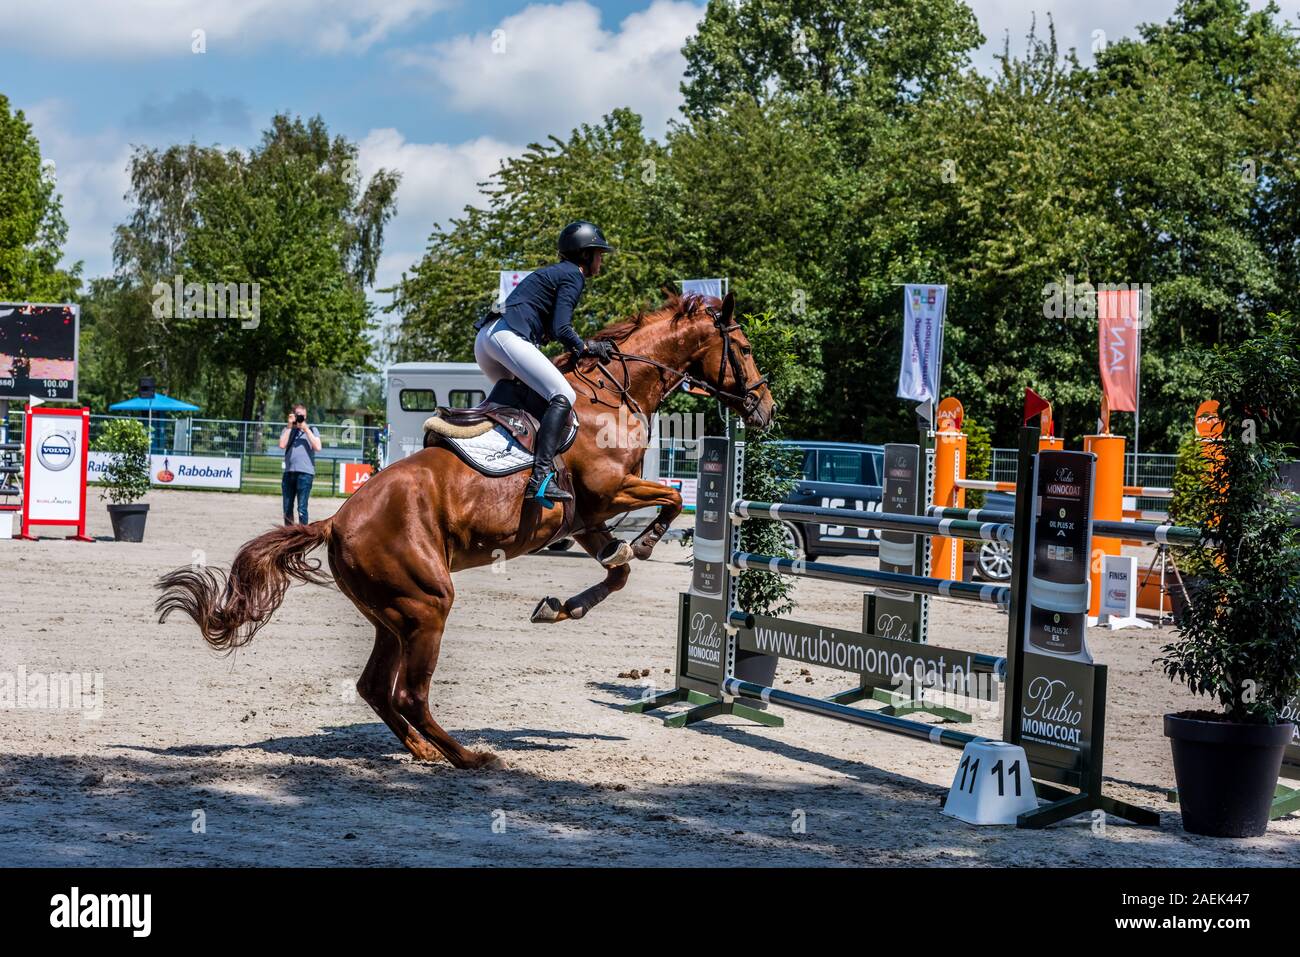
[1160,319,1300,837]
[93,418,152,542]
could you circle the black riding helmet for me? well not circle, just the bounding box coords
[558,221,614,262]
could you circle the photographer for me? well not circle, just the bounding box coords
[278,403,322,524]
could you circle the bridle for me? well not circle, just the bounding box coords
[570,305,769,420]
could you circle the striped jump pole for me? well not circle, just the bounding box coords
[722,677,984,750]
[956,479,1172,499]
[732,551,1012,608]
[925,505,1205,548]
[732,499,1014,544]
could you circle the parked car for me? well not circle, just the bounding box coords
[770,440,885,560]
[971,490,1014,582]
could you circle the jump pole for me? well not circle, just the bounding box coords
[629,419,1159,829]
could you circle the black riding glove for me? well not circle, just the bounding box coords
[580,339,614,363]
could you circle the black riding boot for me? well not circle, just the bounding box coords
[524,395,574,507]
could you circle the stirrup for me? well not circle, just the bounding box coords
[529,471,572,509]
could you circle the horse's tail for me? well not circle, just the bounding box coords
[155,519,334,653]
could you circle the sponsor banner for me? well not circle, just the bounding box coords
[25,409,87,523]
[735,606,998,701]
[872,443,924,642]
[1098,288,1141,412]
[341,462,373,495]
[690,437,730,599]
[1025,450,1095,663]
[90,452,241,489]
[1017,653,1097,784]
[682,595,727,686]
[658,476,697,511]
[150,454,240,489]
[498,270,533,304]
[897,283,947,403]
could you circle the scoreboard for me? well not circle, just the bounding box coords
[0,303,79,401]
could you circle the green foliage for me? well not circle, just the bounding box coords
[92,419,151,506]
[1158,317,1300,722]
[80,115,397,421]
[736,428,801,617]
[0,94,80,300]
[962,417,992,510]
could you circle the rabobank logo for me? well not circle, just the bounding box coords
[37,430,76,472]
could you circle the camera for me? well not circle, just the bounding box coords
[295,414,305,424]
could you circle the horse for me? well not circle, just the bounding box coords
[156,291,774,769]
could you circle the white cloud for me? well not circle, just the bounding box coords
[402,0,701,138]
[0,0,450,57]
[21,100,133,282]
[357,127,518,294]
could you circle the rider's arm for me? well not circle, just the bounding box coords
[550,269,586,353]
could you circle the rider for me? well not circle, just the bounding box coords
[474,220,616,507]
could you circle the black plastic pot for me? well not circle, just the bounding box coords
[1165,712,1294,837]
[107,503,149,543]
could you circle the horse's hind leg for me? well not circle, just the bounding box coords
[391,575,505,770]
[357,626,441,762]
[531,527,632,624]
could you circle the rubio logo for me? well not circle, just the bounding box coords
[37,430,77,471]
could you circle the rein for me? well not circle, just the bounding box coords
[568,306,769,420]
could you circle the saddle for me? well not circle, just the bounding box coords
[422,379,579,545]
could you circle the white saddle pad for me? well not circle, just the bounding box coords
[440,421,578,477]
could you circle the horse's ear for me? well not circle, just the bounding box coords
[720,291,735,323]
[660,283,679,302]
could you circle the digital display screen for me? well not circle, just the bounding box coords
[0,303,79,401]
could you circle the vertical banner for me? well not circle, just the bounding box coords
[1098,288,1140,412]
[684,436,732,686]
[681,278,724,299]
[21,405,91,541]
[871,443,924,641]
[896,284,947,403]
[1024,450,1095,663]
[498,270,533,304]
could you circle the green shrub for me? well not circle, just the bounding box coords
[93,419,151,506]
[1158,317,1300,723]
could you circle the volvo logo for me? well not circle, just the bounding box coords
[37,430,77,471]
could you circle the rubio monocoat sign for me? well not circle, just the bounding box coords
[1025,450,1095,663]
[88,452,242,490]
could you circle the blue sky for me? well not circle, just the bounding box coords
[0,0,1294,321]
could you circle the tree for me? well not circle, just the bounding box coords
[0,94,79,301]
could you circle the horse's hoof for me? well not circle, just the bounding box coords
[599,540,634,567]
[478,753,509,771]
[531,596,563,623]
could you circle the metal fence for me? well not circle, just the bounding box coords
[991,447,1176,512]
[3,410,382,496]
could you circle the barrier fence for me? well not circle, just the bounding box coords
[629,423,1160,829]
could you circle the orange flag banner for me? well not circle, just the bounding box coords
[1098,289,1141,413]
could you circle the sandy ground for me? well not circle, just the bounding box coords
[0,488,1296,867]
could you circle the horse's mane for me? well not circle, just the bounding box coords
[591,291,715,344]
[555,291,716,371]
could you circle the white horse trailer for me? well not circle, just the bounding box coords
[385,362,491,464]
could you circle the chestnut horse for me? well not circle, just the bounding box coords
[156,291,774,769]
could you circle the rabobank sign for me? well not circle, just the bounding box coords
[88,452,242,490]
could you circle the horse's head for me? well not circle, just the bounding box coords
[680,292,776,430]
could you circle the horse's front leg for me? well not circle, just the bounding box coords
[530,526,632,624]
[608,476,684,560]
